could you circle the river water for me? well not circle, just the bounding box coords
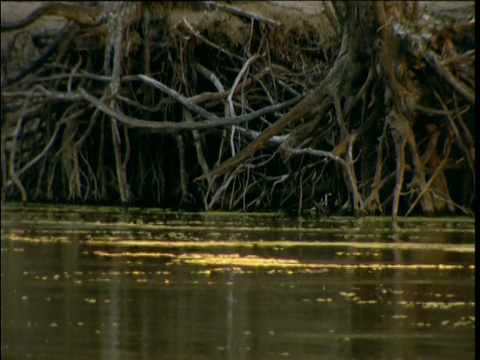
[1,204,475,359]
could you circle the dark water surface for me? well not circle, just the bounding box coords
[1,204,475,360]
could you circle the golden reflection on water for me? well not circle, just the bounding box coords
[1,206,475,360]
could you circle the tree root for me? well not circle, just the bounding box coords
[1,1,474,217]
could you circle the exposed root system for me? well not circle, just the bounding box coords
[1,1,475,218]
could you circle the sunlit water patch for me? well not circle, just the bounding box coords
[1,204,475,359]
